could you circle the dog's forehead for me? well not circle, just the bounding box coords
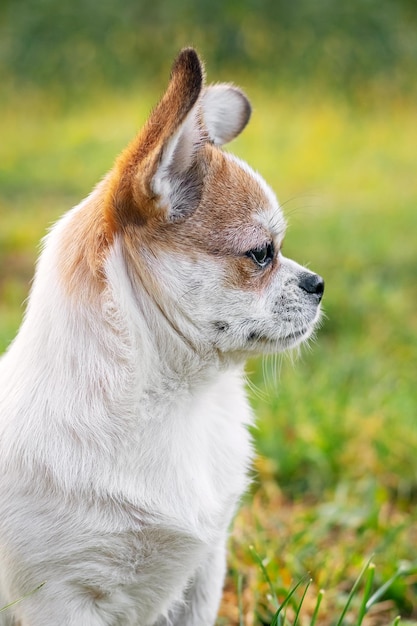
[226,153,286,239]
[189,148,285,253]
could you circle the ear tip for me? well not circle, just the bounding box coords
[232,86,252,128]
[171,47,204,89]
[225,86,252,135]
[201,84,252,144]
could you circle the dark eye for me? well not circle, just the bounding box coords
[246,242,274,268]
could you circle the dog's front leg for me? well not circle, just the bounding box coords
[156,540,227,626]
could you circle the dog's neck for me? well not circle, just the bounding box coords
[106,236,235,394]
[13,206,233,414]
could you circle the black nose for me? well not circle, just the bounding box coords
[298,272,325,302]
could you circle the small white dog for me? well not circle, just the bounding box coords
[0,49,324,625]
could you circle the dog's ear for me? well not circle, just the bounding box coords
[201,84,251,146]
[106,47,206,229]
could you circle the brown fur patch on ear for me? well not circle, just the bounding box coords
[104,48,204,236]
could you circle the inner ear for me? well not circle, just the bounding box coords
[201,84,251,146]
[153,107,200,184]
[151,106,206,220]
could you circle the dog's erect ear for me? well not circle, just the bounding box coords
[201,84,251,146]
[106,48,205,229]
[105,49,252,232]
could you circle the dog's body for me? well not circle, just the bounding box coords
[0,49,323,625]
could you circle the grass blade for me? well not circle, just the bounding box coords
[365,563,408,611]
[294,578,312,626]
[0,582,46,613]
[249,545,279,609]
[270,577,309,626]
[356,562,375,625]
[335,557,373,626]
[310,589,325,626]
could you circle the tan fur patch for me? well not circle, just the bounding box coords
[122,143,280,293]
[58,182,113,301]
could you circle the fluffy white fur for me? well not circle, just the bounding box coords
[0,50,323,626]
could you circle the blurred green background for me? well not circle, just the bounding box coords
[1,1,417,623]
[1,0,417,95]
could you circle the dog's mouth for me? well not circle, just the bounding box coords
[246,325,314,349]
[214,311,320,354]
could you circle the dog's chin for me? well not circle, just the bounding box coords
[279,326,315,350]
[246,324,316,354]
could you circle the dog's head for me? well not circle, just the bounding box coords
[74,48,323,359]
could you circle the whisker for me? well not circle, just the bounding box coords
[246,373,268,403]
[177,284,200,303]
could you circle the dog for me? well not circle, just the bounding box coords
[0,48,324,625]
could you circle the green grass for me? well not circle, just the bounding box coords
[1,86,416,624]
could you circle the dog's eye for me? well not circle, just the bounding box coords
[246,242,274,268]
